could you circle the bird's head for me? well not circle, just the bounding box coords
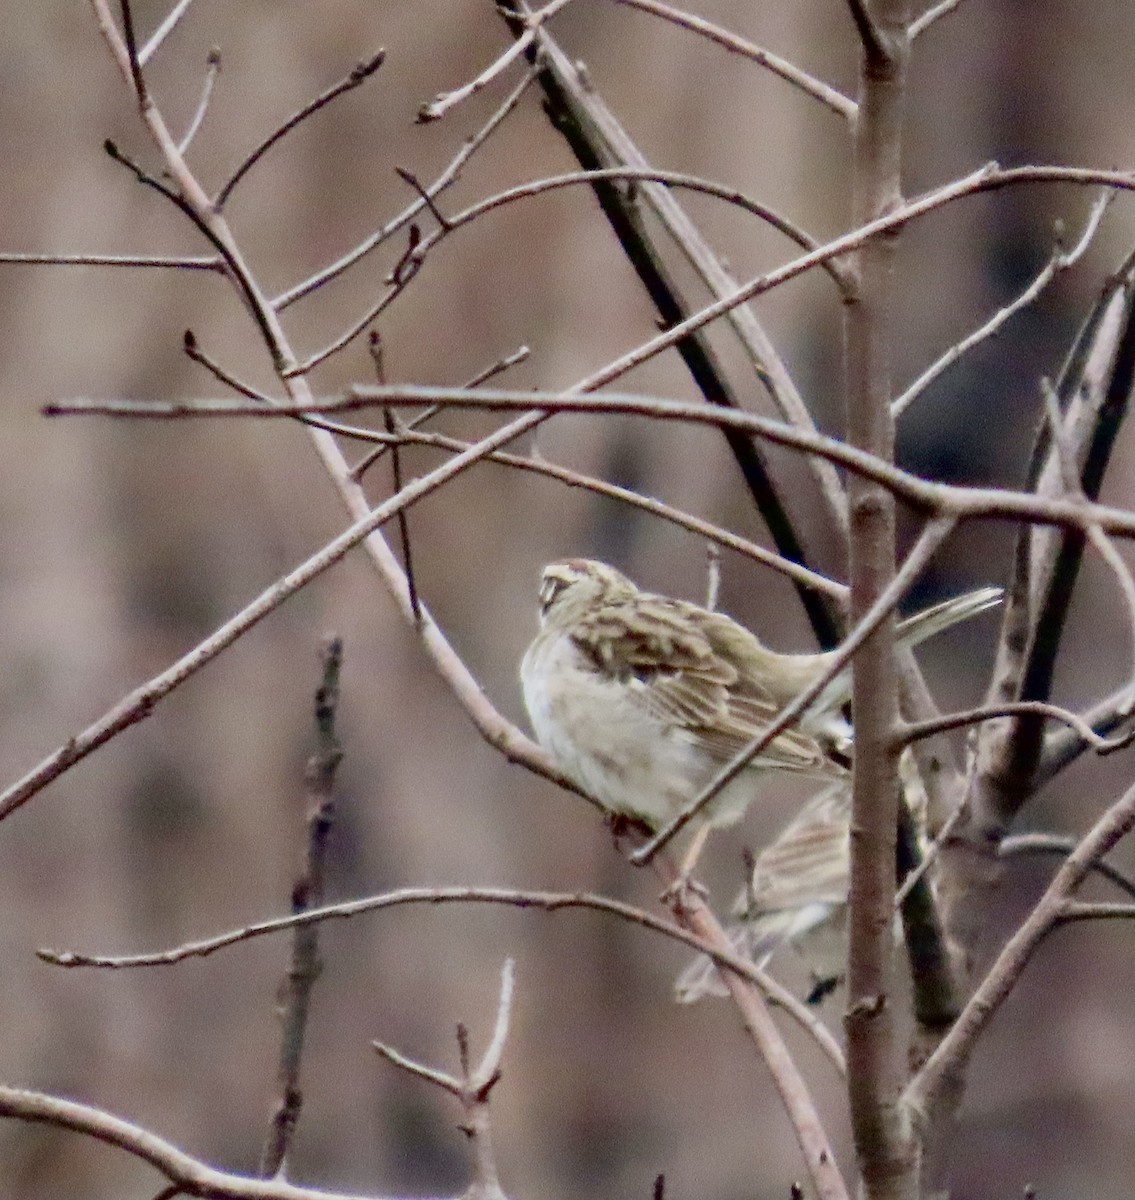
[536,558,638,625]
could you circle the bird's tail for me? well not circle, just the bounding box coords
[896,585,1003,649]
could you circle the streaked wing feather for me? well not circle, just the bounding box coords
[743,783,850,912]
[570,597,837,775]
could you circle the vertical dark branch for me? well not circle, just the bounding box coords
[368,332,421,624]
[118,0,147,102]
[260,636,344,1178]
[495,0,843,649]
[976,262,1135,828]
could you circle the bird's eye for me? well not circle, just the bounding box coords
[539,576,568,615]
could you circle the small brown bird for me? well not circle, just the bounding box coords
[673,781,853,1003]
[520,557,1000,841]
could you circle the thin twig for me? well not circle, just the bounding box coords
[177,48,220,154]
[0,1085,387,1200]
[1058,900,1135,921]
[351,422,846,599]
[1034,684,1135,786]
[118,0,146,100]
[259,638,344,1179]
[893,192,1112,417]
[0,252,221,270]
[367,333,421,624]
[37,882,844,1071]
[999,832,1135,901]
[138,0,195,65]
[274,68,538,310]
[899,700,1134,753]
[214,52,385,210]
[909,0,965,38]
[283,163,860,375]
[417,0,574,122]
[613,0,856,120]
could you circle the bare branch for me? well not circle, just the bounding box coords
[908,0,966,38]
[494,8,854,625]
[138,0,196,64]
[1034,684,1135,785]
[357,424,847,599]
[1058,900,1135,921]
[893,193,1112,418]
[274,68,539,310]
[845,0,889,63]
[652,858,850,1200]
[0,1084,398,1200]
[177,47,220,154]
[284,164,858,375]
[215,52,386,210]
[259,638,344,1179]
[0,252,222,270]
[371,1039,465,1099]
[51,384,1135,540]
[38,882,844,1071]
[906,775,1135,1122]
[613,0,856,120]
[418,0,574,122]
[899,700,1135,754]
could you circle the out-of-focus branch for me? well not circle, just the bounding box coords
[906,776,1135,1123]
[975,252,1135,831]
[999,832,1135,900]
[259,638,344,1179]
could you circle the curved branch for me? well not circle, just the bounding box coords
[38,883,844,1075]
[0,1085,384,1200]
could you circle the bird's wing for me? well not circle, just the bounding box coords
[570,596,839,775]
[742,782,851,913]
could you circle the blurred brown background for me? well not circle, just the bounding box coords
[1,2,1135,1198]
